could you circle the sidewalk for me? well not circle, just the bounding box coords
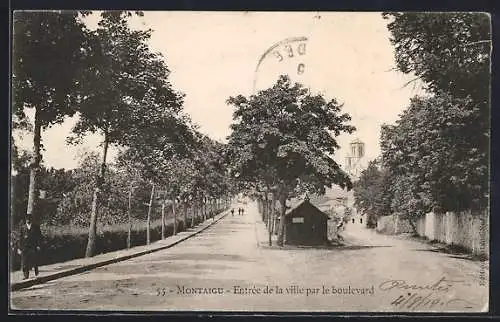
[10,210,230,292]
[251,202,277,247]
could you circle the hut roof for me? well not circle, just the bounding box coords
[285,198,330,219]
[307,186,351,209]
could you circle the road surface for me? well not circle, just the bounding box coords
[11,202,488,312]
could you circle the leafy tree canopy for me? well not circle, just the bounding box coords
[381,94,488,213]
[353,159,393,218]
[13,11,92,129]
[383,12,491,103]
[226,75,355,197]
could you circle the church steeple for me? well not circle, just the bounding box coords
[345,138,365,179]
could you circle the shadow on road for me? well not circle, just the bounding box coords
[258,244,393,251]
[159,253,253,262]
[411,248,488,262]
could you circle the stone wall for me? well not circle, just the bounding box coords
[376,214,414,235]
[415,210,489,257]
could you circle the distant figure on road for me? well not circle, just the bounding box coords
[17,214,42,280]
[238,208,241,216]
[241,208,244,215]
[231,209,235,216]
[352,218,355,224]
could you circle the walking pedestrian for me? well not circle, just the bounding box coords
[17,214,42,280]
[241,208,244,215]
[231,209,234,216]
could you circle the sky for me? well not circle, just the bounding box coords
[13,11,424,170]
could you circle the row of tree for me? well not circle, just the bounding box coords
[12,11,237,257]
[354,12,490,229]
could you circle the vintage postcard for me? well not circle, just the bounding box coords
[10,11,490,313]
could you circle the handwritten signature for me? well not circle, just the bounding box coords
[379,276,466,293]
[379,276,476,310]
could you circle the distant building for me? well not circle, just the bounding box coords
[344,138,367,180]
[341,138,370,227]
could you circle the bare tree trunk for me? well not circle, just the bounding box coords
[191,200,195,227]
[271,193,277,235]
[256,195,263,219]
[127,187,133,249]
[86,188,99,256]
[183,201,188,229]
[265,193,271,246]
[172,198,177,235]
[262,195,268,225]
[26,108,42,223]
[85,134,109,257]
[203,196,207,221]
[146,183,155,245]
[276,188,287,247]
[208,198,211,219]
[212,198,216,221]
[161,200,166,239]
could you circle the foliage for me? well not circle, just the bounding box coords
[54,152,152,226]
[118,131,234,208]
[381,94,487,214]
[13,11,94,223]
[190,135,234,201]
[11,142,77,225]
[382,12,490,102]
[343,206,352,219]
[63,11,190,256]
[379,12,490,219]
[70,11,179,147]
[353,159,393,219]
[12,11,91,129]
[226,75,355,196]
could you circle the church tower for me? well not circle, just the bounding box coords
[345,138,365,180]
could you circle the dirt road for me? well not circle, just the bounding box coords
[11,202,488,312]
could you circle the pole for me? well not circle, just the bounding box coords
[161,199,166,239]
[127,186,133,249]
[147,183,155,245]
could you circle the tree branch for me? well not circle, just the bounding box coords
[463,40,491,47]
[400,76,421,89]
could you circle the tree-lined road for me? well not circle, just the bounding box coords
[11,202,488,312]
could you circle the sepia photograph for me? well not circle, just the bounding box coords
[9,10,491,313]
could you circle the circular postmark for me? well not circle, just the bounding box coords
[253,36,309,93]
